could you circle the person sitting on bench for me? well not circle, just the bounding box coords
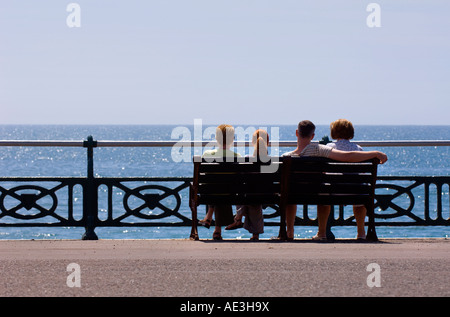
[198,124,240,240]
[282,120,388,241]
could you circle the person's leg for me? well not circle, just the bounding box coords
[212,205,233,240]
[225,205,244,230]
[286,204,297,239]
[212,207,222,240]
[213,225,222,240]
[199,206,214,228]
[200,206,214,221]
[315,205,331,239]
[245,205,264,240]
[353,205,367,239]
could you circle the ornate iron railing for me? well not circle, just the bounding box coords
[0,136,449,239]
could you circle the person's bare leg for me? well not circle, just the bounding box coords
[213,225,222,240]
[198,206,214,228]
[353,206,367,239]
[286,204,297,239]
[315,205,331,238]
[202,206,214,221]
[225,209,243,230]
[212,207,222,240]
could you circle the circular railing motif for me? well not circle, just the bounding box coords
[0,185,58,219]
[123,184,182,219]
[375,184,415,218]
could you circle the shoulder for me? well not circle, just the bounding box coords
[202,149,218,157]
[304,143,330,151]
[317,144,333,156]
[282,150,298,157]
[203,149,241,158]
[302,144,333,158]
[335,139,363,151]
[224,149,241,157]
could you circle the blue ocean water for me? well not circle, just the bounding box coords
[0,124,449,240]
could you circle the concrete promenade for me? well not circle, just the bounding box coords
[0,238,449,297]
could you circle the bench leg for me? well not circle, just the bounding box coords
[366,203,378,242]
[326,206,335,241]
[190,205,199,241]
[278,203,288,240]
[278,223,287,240]
[366,223,378,242]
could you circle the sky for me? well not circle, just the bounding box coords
[0,0,449,126]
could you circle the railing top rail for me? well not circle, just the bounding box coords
[0,140,85,147]
[0,140,450,147]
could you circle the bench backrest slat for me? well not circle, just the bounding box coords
[198,171,280,184]
[288,163,375,174]
[288,173,374,184]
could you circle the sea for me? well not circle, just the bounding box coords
[0,124,449,240]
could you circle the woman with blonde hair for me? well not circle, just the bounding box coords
[225,129,269,240]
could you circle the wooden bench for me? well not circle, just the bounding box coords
[189,155,379,241]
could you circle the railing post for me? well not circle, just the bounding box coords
[82,135,99,240]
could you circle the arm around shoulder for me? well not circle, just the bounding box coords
[328,149,388,164]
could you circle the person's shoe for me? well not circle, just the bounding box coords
[250,235,259,241]
[312,234,327,241]
[270,236,294,242]
[225,220,243,230]
[213,232,223,241]
[198,219,211,229]
[356,234,367,242]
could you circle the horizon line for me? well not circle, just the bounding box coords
[0,123,449,127]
